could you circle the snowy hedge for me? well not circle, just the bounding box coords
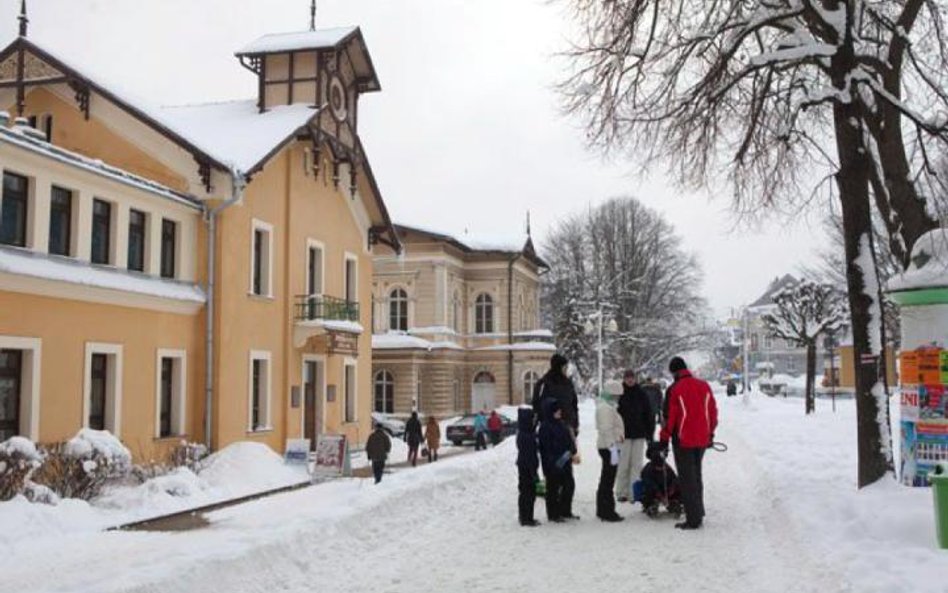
[0,437,44,501]
[33,429,132,501]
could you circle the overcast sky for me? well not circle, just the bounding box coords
[3,0,833,316]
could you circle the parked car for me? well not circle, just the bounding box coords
[446,412,516,446]
[371,412,406,438]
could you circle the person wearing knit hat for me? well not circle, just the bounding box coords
[531,353,580,436]
[595,380,625,521]
[616,369,654,503]
[659,356,718,530]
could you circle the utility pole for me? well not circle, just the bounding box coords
[742,306,751,406]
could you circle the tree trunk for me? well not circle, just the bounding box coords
[833,102,894,488]
[805,341,816,415]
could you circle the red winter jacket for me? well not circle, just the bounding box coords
[660,370,718,448]
[487,413,503,432]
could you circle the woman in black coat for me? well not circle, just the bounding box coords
[404,411,423,467]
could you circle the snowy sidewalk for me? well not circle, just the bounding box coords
[6,397,946,593]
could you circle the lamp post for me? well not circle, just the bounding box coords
[585,309,618,398]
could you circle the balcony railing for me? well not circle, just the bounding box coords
[295,294,360,323]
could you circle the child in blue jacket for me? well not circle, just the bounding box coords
[538,399,578,522]
[516,407,540,526]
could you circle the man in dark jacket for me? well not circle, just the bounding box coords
[404,411,423,467]
[615,370,655,502]
[532,353,580,436]
[365,423,392,484]
[516,407,540,527]
[660,357,718,530]
[641,376,664,424]
[537,399,578,522]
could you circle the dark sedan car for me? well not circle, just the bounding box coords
[446,412,517,446]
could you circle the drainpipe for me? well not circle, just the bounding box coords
[507,253,522,406]
[203,167,247,451]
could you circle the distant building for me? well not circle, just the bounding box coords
[371,224,554,418]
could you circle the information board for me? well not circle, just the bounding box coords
[284,438,310,465]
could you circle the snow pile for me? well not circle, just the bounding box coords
[64,429,132,469]
[0,436,43,463]
[198,442,307,497]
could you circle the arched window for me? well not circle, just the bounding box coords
[389,288,408,332]
[522,370,540,404]
[374,370,394,414]
[475,293,494,334]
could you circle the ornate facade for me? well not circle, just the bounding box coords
[371,225,555,419]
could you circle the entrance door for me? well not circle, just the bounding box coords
[303,359,324,450]
[0,349,22,441]
[471,371,496,413]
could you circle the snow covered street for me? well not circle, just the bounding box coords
[8,393,945,593]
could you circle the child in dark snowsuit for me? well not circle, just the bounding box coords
[516,407,540,527]
[640,441,682,517]
[538,398,578,522]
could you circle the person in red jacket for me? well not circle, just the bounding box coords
[487,410,504,447]
[659,356,717,530]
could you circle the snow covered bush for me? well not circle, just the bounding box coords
[33,429,132,501]
[0,437,44,501]
[170,440,209,473]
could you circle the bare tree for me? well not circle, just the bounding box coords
[762,280,848,414]
[542,196,709,385]
[558,0,948,487]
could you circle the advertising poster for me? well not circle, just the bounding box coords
[284,438,310,465]
[918,349,942,385]
[941,350,948,384]
[313,434,351,478]
[901,351,919,385]
[901,385,919,422]
[901,420,919,486]
[914,421,948,486]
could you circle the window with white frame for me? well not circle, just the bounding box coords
[156,350,186,438]
[523,370,540,404]
[344,254,357,303]
[0,336,41,442]
[763,333,773,350]
[84,343,122,434]
[48,186,73,257]
[250,220,273,297]
[248,351,271,431]
[475,293,494,334]
[389,288,408,332]
[374,370,394,414]
[160,219,177,279]
[91,198,113,265]
[344,361,357,423]
[306,240,324,297]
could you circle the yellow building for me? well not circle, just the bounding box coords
[0,16,399,458]
[371,224,554,420]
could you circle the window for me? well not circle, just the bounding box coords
[127,209,146,272]
[91,199,112,265]
[89,353,108,430]
[156,350,186,438]
[452,292,461,333]
[389,288,408,332]
[250,221,273,296]
[344,255,357,302]
[475,293,494,334]
[1,172,28,247]
[751,334,760,350]
[84,343,123,434]
[160,219,177,279]
[344,362,357,422]
[523,370,540,404]
[0,349,22,441]
[763,333,773,350]
[453,379,461,412]
[47,186,73,256]
[374,370,394,414]
[306,242,323,296]
[248,351,271,431]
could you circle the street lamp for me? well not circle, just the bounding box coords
[585,310,619,398]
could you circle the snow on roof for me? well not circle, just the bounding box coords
[475,342,558,352]
[0,245,206,303]
[156,100,319,173]
[295,319,364,334]
[514,329,554,338]
[396,223,527,255]
[372,333,463,350]
[888,229,948,292]
[408,326,458,336]
[0,122,200,210]
[748,274,799,309]
[236,27,358,55]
